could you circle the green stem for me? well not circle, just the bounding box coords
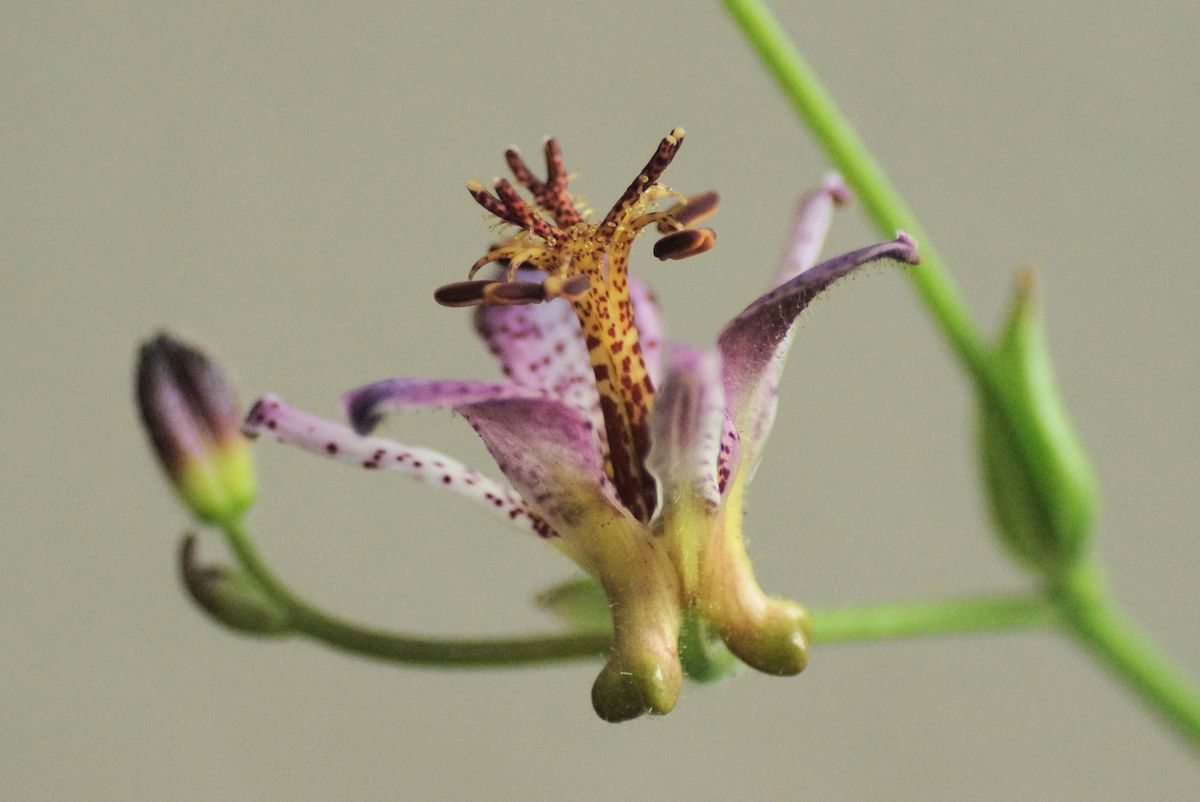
[679,611,738,682]
[723,0,1200,754]
[222,521,609,666]
[222,520,1200,749]
[1057,563,1200,750]
[220,520,1058,665]
[722,0,991,385]
[812,594,1056,644]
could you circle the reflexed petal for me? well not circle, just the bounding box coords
[647,345,729,513]
[244,394,556,538]
[717,234,919,472]
[629,277,663,389]
[344,378,541,435]
[455,396,636,535]
[768,174,848,289]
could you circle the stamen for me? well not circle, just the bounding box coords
[599,128,686,235]
[653,228,716,261]
[629,211,678,233]
[483,280,548,306]
[434,279,497,307]
[469,246,516,279]
[543,274,591,301]
[657,191,720,232]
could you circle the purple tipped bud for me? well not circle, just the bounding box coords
[179,534,291,635]
[136,333,255,525]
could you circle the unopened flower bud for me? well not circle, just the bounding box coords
[179,534,291,634]
[136,333,255,525]
[977,270,1098,576]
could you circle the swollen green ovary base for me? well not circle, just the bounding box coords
[583,477,809,720]
[697,477,811,675]
[580,524,684,721]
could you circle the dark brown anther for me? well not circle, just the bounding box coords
[560,274,591,299]
[601,128,686,233]
[653,227,716,261]
[434,279,497,307]
[658,191,719,232]
[482,280,547,306]
[543,273,591,301]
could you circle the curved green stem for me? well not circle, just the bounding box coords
[222,521,610,666]
[221,519,1200,749]
[1056,563,1200,750]
[812,593,1056,644]
[722,0,991,385]
[218,519,1059,666]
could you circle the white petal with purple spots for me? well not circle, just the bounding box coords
[647,345,729,514]
[455,396,636,536]
[244,394,556,538]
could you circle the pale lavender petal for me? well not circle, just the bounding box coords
[646,345,730,514]
[473,287,609,454]
[244,395,556,538]
[629,276,663,389]
[344,378,541,435]
[456,396,635,536]
[717,234,919,473]
[473,293,601,410]
[769,174,849,288]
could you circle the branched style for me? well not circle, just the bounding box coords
[437,130,717,521]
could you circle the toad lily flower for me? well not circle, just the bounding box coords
[243,130,919,721]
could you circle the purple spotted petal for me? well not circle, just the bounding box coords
[769,174,848,289]
[455,396,635,535]
[717,234,920,471]
[646,345,731,514]
[629,277,664,389]
[344,378,541,435]
[473,292,603,414]
[243,394,556,538]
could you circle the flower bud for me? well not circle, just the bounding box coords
[179,534,291,635]
[977,271,1098,576]
[136,333,255,525]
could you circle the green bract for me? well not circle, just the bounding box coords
[977,272,1099,576]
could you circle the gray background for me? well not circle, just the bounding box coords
[5,1,1199,799]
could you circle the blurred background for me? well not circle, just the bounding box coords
[4,1,1199,799]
